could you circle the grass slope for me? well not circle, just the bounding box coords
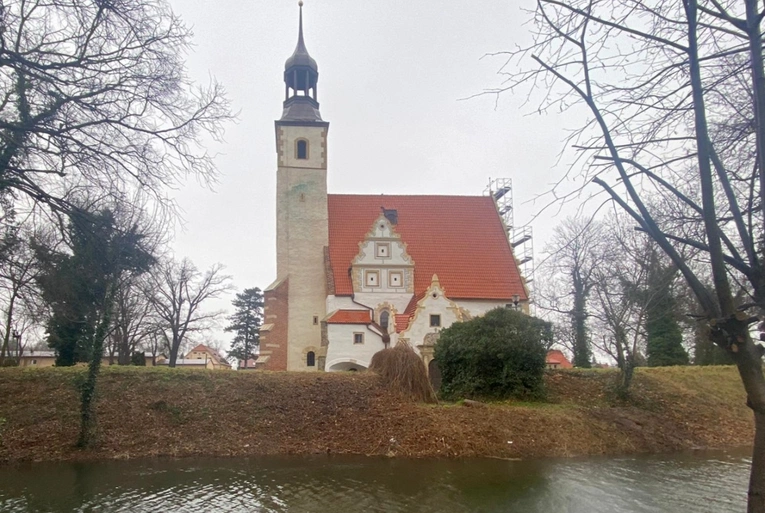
[0,365,753,463]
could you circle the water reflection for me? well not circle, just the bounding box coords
[0,449,751,512]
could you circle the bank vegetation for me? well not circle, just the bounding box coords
[0,365,752,463]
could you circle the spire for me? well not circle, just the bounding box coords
[281,0,322,122]
[285,0,317,73]
[297,1,307,55]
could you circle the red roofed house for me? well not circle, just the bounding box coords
[258,5,529,372]
[546,350,573,369]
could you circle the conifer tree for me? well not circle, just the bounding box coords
[642,256,689,367]
[225,288,263,368]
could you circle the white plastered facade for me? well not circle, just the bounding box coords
[325,323,385,371]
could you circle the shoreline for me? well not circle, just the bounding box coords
[0,365,754,464]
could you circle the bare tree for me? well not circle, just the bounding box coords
[538,216,605,367]
[147,258,232,367]
[139,326,168,366]
[590,214,654,391]
[0,209,47,363]
[0,0,231,216]
[496,0,765,507]
[110,277,156,364]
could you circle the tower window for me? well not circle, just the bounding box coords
[380,311,390,331]
[296,139,308,159]
[353,333,364,344]
[307,351,316,367]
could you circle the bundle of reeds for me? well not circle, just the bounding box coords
[368,342,437,404]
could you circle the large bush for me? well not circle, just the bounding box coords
[434,308,551,400]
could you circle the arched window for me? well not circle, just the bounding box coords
[380,311,390,332]
[296,139,308,159]
[307,351,315,367]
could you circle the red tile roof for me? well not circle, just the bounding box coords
[328,195,527,301]
[394,314,410,333]
[546,350,573,368]
[393,293,425,333]
[187,344,229,366]
[326,309,372,324]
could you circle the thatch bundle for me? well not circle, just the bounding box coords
[369,342,437,403]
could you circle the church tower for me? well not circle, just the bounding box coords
[263,1,328,371]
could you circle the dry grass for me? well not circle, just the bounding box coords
[0,365,753,463]
[368,343,437,404]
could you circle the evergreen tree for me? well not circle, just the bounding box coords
[225,288,263,368]
[643,256,689,367]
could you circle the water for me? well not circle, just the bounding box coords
[0,449,751,512]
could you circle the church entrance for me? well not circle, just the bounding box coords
[428,359,442,392]
[327,360,367,372]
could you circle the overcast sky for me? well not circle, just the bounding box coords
[166,0,581,348]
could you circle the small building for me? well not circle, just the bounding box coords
[237,356,269,370]
[157,358,210,369]
[182,344,231,370]
[17,350,114,368]
[17,350,57,368]
[546,350,573,369]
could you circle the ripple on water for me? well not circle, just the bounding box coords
[0,449,751,513]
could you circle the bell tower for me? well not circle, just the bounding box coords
[267,1,329,371]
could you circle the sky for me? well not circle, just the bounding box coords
[166,0,581,348]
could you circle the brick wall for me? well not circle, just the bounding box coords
[261,278,289,371]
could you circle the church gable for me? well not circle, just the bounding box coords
[350,214,414,294]
[327,195,527,301]
[399,274,468,340]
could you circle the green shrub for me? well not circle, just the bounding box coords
[434,308,551,400]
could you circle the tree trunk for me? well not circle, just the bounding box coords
[572,285,591,367]
[750,411,765,512]
[169,333,180,367]
[117,330,131,365]
[0,294,14,364]
[743,0,765,224]
[77,286,116,448]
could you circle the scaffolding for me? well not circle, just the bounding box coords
[485,178,535,310]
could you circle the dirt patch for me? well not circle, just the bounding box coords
[0,365,753,463]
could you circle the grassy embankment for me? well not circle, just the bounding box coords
[0,365,753,463]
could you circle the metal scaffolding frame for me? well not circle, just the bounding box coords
[485,178,535,310]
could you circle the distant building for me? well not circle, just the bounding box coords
[546,350,573,369]
[237,356,269,370]
[259,4,529,373]
[162,344,232,370]
[16,349,120,368]
[17,350,57,368]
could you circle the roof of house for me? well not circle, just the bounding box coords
[394,314,410,333]
[20,351,56,358]
[546,350,573,367]
[326,309,372,324]
[327,195,527,301]
[187,344,230,366]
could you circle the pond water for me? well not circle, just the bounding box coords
[0,448,751,512]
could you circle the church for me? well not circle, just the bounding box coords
[258,3,529,372]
